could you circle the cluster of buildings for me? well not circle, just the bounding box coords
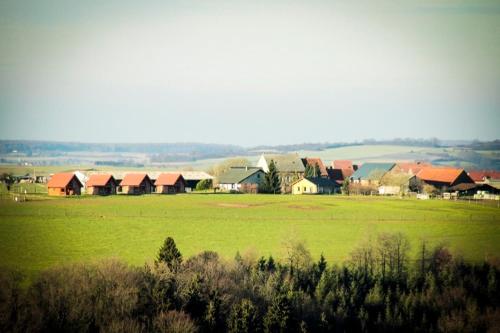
[217,154,500,198]
[47,171,213,196]
[40,153,500,198]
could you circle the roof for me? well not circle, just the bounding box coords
[120,173,150,186]
[468,170,500,182]
[180,171,214,180]
[351,163,395,181]
[332,160,354,170]
[155,173,184,186]
[293,177,339,187]
[448,183,478,191]
[326,168,352,184]
[218,167,263,184]
[416,167,465,184]
[302,158,328,177]
[259,154,305,172]
[86,174,114,187]
[47,173,82,188]
[395,162,432,175]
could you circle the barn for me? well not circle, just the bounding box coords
[119,173,153,195]
[415,167,474,190]
[47,173,83,196]
[86,174,117,195]
[155,173,186,194]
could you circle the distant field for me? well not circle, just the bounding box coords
[298,145,434,163]
[0,194,499,277]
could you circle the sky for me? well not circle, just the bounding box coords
[0,0,499,146]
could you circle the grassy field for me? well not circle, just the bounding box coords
[0,194,499,277]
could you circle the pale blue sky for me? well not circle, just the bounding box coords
[1,0,499,146]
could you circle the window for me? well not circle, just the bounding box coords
[303,187,306,192]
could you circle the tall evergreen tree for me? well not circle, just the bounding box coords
[156,237,182,271]
[263,160,281,194]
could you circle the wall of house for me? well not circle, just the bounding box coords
[87,184,116,195]
[48,187,65,196]
[241,171,264,185]
[292,180,317,194]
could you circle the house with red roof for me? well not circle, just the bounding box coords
[119,173,153,194]
[155,173,186,194]
[86,174,117,195]
[414,167,474,190]
[47,173,83,196]
[328,160,358,184]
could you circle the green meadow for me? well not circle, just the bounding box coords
[0,194,499,276]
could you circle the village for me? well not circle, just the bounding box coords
[4,153,499,200]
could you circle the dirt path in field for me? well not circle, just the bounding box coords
[216,203,251,208]
[287,204,325,210]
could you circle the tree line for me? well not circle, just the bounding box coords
[1,234,499,332]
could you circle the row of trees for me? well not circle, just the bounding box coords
[1,234,498,332]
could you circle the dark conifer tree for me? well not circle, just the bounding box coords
[156,237,182,271]
[263,160,281,194]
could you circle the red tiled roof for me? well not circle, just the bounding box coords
[303,158,328,177]
[47,173,79,188]
[416,167,464,184]
[468,170,500,182]
[332,160,354,170]
[396,162,432,175]
[155,173,183,186]
[120,173,149,186]
[87,174,113,187]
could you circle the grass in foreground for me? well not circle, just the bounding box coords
[0,194,499,276]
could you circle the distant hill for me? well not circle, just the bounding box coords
[0,139,498,169]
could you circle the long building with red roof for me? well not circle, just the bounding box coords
[468,170,500,183]
[415,167,474,189]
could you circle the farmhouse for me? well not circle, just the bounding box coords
[292,177,339,195]
[257,154,305,193]
[155,173,186,194]
[414,167,474,191]
[350,163,395,186]
[301,157,328,177]
[47,173,83,196]
[86,174,117,195]
[119,173,153,195]
[218,167,265,193]
[180,171,214,191]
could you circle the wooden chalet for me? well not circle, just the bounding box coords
[47,173,83,196]
[119,173,153,195]
[155,173,186,194]
[86,174,117,195]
